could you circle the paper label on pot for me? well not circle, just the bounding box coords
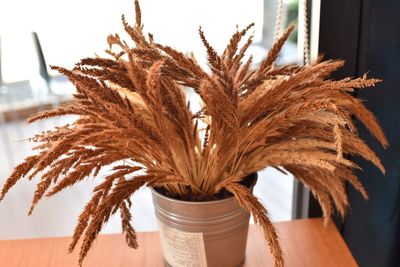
[157,220,208,267]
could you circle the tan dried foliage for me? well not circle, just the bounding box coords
[0,1,388,266]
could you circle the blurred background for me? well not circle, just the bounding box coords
[0,0,300,239]
[1,1,399,266]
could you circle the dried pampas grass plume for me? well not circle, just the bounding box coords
[0,1,387,266]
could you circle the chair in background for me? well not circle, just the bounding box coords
[0,32,74,120]
[0,32,73,171]
[32,32,75,97]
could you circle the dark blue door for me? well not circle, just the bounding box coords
[318,1,400,266]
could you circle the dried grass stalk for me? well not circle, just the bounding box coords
[0,1,387,266]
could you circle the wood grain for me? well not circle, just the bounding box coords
[0,218,357,267]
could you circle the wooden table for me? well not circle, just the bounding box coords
[0,218,357,267]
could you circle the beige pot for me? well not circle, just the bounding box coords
[151,173,257,267]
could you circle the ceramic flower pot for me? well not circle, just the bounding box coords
[151,173,257,267]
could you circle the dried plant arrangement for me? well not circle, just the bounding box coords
[0,1,388,266]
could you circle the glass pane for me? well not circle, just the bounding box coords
[0,0,298,239]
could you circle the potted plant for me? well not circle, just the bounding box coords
[0,1,387,266]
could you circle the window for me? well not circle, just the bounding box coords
[0,0,301,238]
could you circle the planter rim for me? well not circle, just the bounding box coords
[150,187,236,205]
[150,172,257,205]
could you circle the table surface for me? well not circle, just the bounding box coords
[0,218,357,267]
